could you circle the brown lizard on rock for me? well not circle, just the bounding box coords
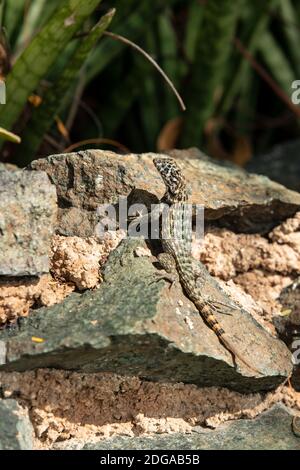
[153,156,263,376]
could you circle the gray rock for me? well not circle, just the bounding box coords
[0,399,34,450]
[246,139,300,192]
[0,169,57,276]
[278,278,300,391]
[28,149,300,236]
[77,404,300,450]
[0,238,292,393]
[279,278,300,328]
[0,162,19,172]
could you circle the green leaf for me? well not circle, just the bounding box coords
[0,126,21,143]
[258,31,295,94]
[15,8,115,166]
[234,68,257,136]
[84,0,180,85]
[219,0,280,116]
[0,0,102,132]
[84,1,155,84]
[14,0,62,57]
[279,0,300,76]
[182,0,242,147]
[184,0,204,63]
[137,29,161,149]
[3,0,25,44]
[100,68,143,137]
[0,0,4,29]
[157,10,183,121]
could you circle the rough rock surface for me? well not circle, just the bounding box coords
[0,168,57,276]
[0,238,292,393]
[28,149,300,236]
[280,278,300,328]
[0,399,33,450]
[246,139,300,192]
[0,232,125,325]
[1,368,299,448]
[0,275,75,326]
[278,278,300,391]
[200,227,300,279]
[196,214,300,331]
[76,405,300,450]
[50,232,125,290]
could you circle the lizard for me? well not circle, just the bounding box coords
[152,156,263,376]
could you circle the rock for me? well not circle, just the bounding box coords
[50,233,125,290]
[246,139,300,192]
[28,149,300,236]
[76,404,300,450]
[0,169,57,276]
[278,278,300,391]
[0,275,75,326]
[279,278,300,328]
[0,163,19,172]
[0,399,34,450]
[0,238,292,393]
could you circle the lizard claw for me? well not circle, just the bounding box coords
[205,299,234,316]
[151,271,177,290]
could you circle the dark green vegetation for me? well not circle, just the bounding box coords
[0,0,300,166]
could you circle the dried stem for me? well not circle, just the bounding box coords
[104,31,186,112]
[63,137,130,154]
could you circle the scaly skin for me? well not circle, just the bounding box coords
[153,156,263,376]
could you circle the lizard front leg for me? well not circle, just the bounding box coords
[152,252,178,288]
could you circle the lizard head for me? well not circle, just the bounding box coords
[153,156,188,203]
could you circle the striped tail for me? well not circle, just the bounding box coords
[195,303,263,376]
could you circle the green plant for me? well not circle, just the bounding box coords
[1,0,300,166]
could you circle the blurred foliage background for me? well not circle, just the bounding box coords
[0,0,300,168]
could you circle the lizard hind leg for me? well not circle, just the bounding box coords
[205,299,234,316]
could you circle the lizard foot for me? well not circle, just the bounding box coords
[153,252,179,289]
[150,271,177,290]
[205,299,234,316]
